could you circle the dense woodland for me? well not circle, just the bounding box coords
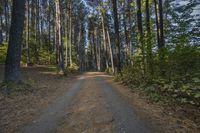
[0,0,200,105]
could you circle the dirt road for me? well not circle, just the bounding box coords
[21,72,154,133]
[1,68,198,133]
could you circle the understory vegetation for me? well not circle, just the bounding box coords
[116,45,200,106]
[0,43,7,64]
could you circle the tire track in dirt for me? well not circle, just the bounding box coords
[56,73,114,133]
[20,72,154,133]
[21,76,84,133]
[96,77,154,133]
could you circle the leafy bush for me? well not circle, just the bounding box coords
[38,49,56,65]
[21,46,56,65]
[117,45,200,106]
[0,43,8,64]
[105,67,114,75]
[66,63,79,73]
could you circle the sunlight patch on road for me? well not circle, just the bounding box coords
[78,76,85,80]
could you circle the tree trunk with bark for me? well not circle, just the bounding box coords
[69,0,73,67]
[26,0,31,65]
[5,0,26,82]
[106,27,114,73]
[101,13,108,70]
[112,0,121,73]
[55,0,64,72]
[146,0,153,75]
[0,16,3,45]
[136,0,146,75]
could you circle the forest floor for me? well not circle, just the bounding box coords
[0,65,199,133]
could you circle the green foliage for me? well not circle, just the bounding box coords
[118,45,200,106]
[66,63,79,73]
[0,43,8,64]
[105,67,113,75]
[38,49,56,65]
[0,80,35,96]
[21,40,56,65]
[121,65,143,86]
[167,45,200,76]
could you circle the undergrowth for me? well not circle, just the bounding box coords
[115,45,200,106]
[0,79,35,96]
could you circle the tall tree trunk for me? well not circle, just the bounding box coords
[5,0,26,82]
[0,16,3,45]
[101,13,108,70]
[77,24,82,67]
[36,0,40,53]
[4,0,9,42]
[106,27,114,74]
[154,0,160,49]
[59,0,65,71]
[65,0,68,67]
[112,0,121,73]
[92,25,97,71]
[146,0,153,74]
[158,0,165,75]
[127,0,132,57]
[94,27,101,71]
[31,0,38,63]
[26,0,31,65]
[158,0,164,49]
[146,0,151,35]
[48,0,51,53]
[55,0,64,71]
[136,0,146,74]
[69,0,73,67]
[123,1,129,65]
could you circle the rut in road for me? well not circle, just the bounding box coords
[96,77,153,133]
[21,77,84,133]
[21,72,154,133]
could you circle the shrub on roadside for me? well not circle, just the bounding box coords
[117,45,200,106]
[66,63,79,74]
[105,67,114,75]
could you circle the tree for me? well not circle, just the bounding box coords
[0,1,4,44]
[123,0,129,65]
[136,0,145,74]
[145,0,153,74]
[154,0,165,75]
[55,0,64,72]
[101,10,109,70]
[158,0,164,49]
[154,0,160,49]
[112,0,121,73]
[4,0,26,82]
[0,16,3,45]
[26,0,31,65]
[4,0,10,42]
[154,0,165,52]
[106,26,114,73]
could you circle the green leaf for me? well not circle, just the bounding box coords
[192,78,200,83]
[194,92,200,98]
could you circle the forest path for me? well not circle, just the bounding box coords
[21,72,154,133]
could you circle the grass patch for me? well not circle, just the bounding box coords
[0,79,36,96]
[47,66,57,72]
